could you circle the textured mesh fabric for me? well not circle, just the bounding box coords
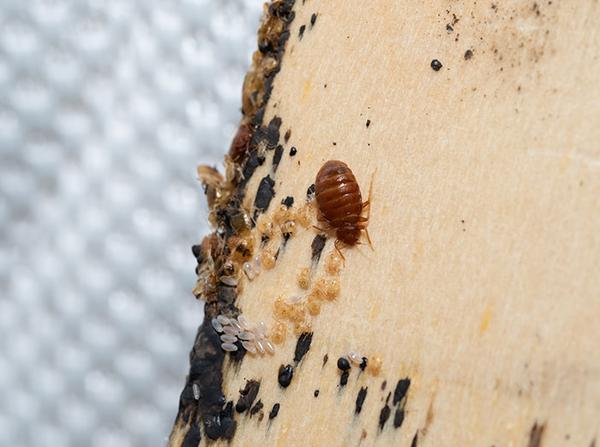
[0,1,261,445]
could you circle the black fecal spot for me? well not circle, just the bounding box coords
[311,234,327,264]
[360,357,368,371]
[269,403,280,420]
[272,145,284,172]
[366,119,371,128]
[282,196,294,208]
[240,151,266,189]
[314,389,320,397]
[355,387,368,414]
[298,24,306,39]
[250,399,264,417]
[191,244,202,259]
[284,128,291,142]
[379,404,391,430]
[381,380,387,391]
[411,431,419,447]
[431,59,443,71]
[294,332,313,364]
[236,380,261,413]
[306,183,316,201]
[251,116,282,151]
[289,146,297,156]
[337,356,351,371]
[446,24,454,32]
[528,421,546,447]
[340,370,349,387]
[282,232,291,248]
[278,364,294,388]
[258,38,272,53]
[182,424,201,447]
[310,13,317,26]
[204,401,236,441]
[393,378,411,405]
[393,408,405,428]
[253,175,275,220]
[464,49,473,60]
[323,353,329,366]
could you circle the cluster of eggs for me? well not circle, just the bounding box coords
[211,314,275,355]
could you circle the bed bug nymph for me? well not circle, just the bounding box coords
[314,160,373,255]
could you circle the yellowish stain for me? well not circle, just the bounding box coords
[559,150,573,174]
[276,423,289,447]
[301,79,312,102]
[479,305,493,334]
[369,302,379,321]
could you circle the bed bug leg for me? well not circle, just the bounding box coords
[334,239,346,262]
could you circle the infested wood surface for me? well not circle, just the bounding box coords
[171,1,600,446]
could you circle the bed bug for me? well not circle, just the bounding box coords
[314,160,373,253]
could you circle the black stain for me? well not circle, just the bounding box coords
[235,380,261,413]
[289,146,297,156]
[314,389,320,397]
[182,424,201,447]
[250,399,264,417]
[340,370,349,387]
[366,119,371,128]
[393,408,405,428]
[528,421,546,447]
[311,234,327,264]
[355,387,368,414]
[431,59,443,71]
[278,364,294,388]
[411,431,419,447]
[294,332,313,364]
[269,403,280,420]
[310,13,317,27]
[253,175,276,219]
[298,24,306,39]
[393,378,411,405]
[379,404,391,430]
[281,196,294,208]
[272,145,284,172]
[306,183,316,201]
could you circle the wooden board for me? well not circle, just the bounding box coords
[170,1,600,446]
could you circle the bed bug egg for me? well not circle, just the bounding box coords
[222,325,240,337]
[263,339,275,355]
[243,261,259,280]
[220,275,238,287]
[237,315,251,331]
[229,318,242,332]
[297,267,310,289]
[211,318,224,333]
[286,295,304,304]
[255,339,266,355]
[221,342,238,352]
[216,315,230,326]
[255,321,268,338]
[242,341,257,353]
[192,383,200,400]
[348,351,362,365]
[220,334,238,344]
[238,331,256,341]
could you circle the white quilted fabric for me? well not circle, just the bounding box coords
[0,1,261,445]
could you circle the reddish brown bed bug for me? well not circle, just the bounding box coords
[228,122,252,163]
[314,160,373,254]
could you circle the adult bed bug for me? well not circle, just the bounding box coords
[314,160,372,253]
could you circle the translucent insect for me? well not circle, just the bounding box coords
[314,160,373,254]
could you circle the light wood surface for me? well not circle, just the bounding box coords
[172,1,600,445]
